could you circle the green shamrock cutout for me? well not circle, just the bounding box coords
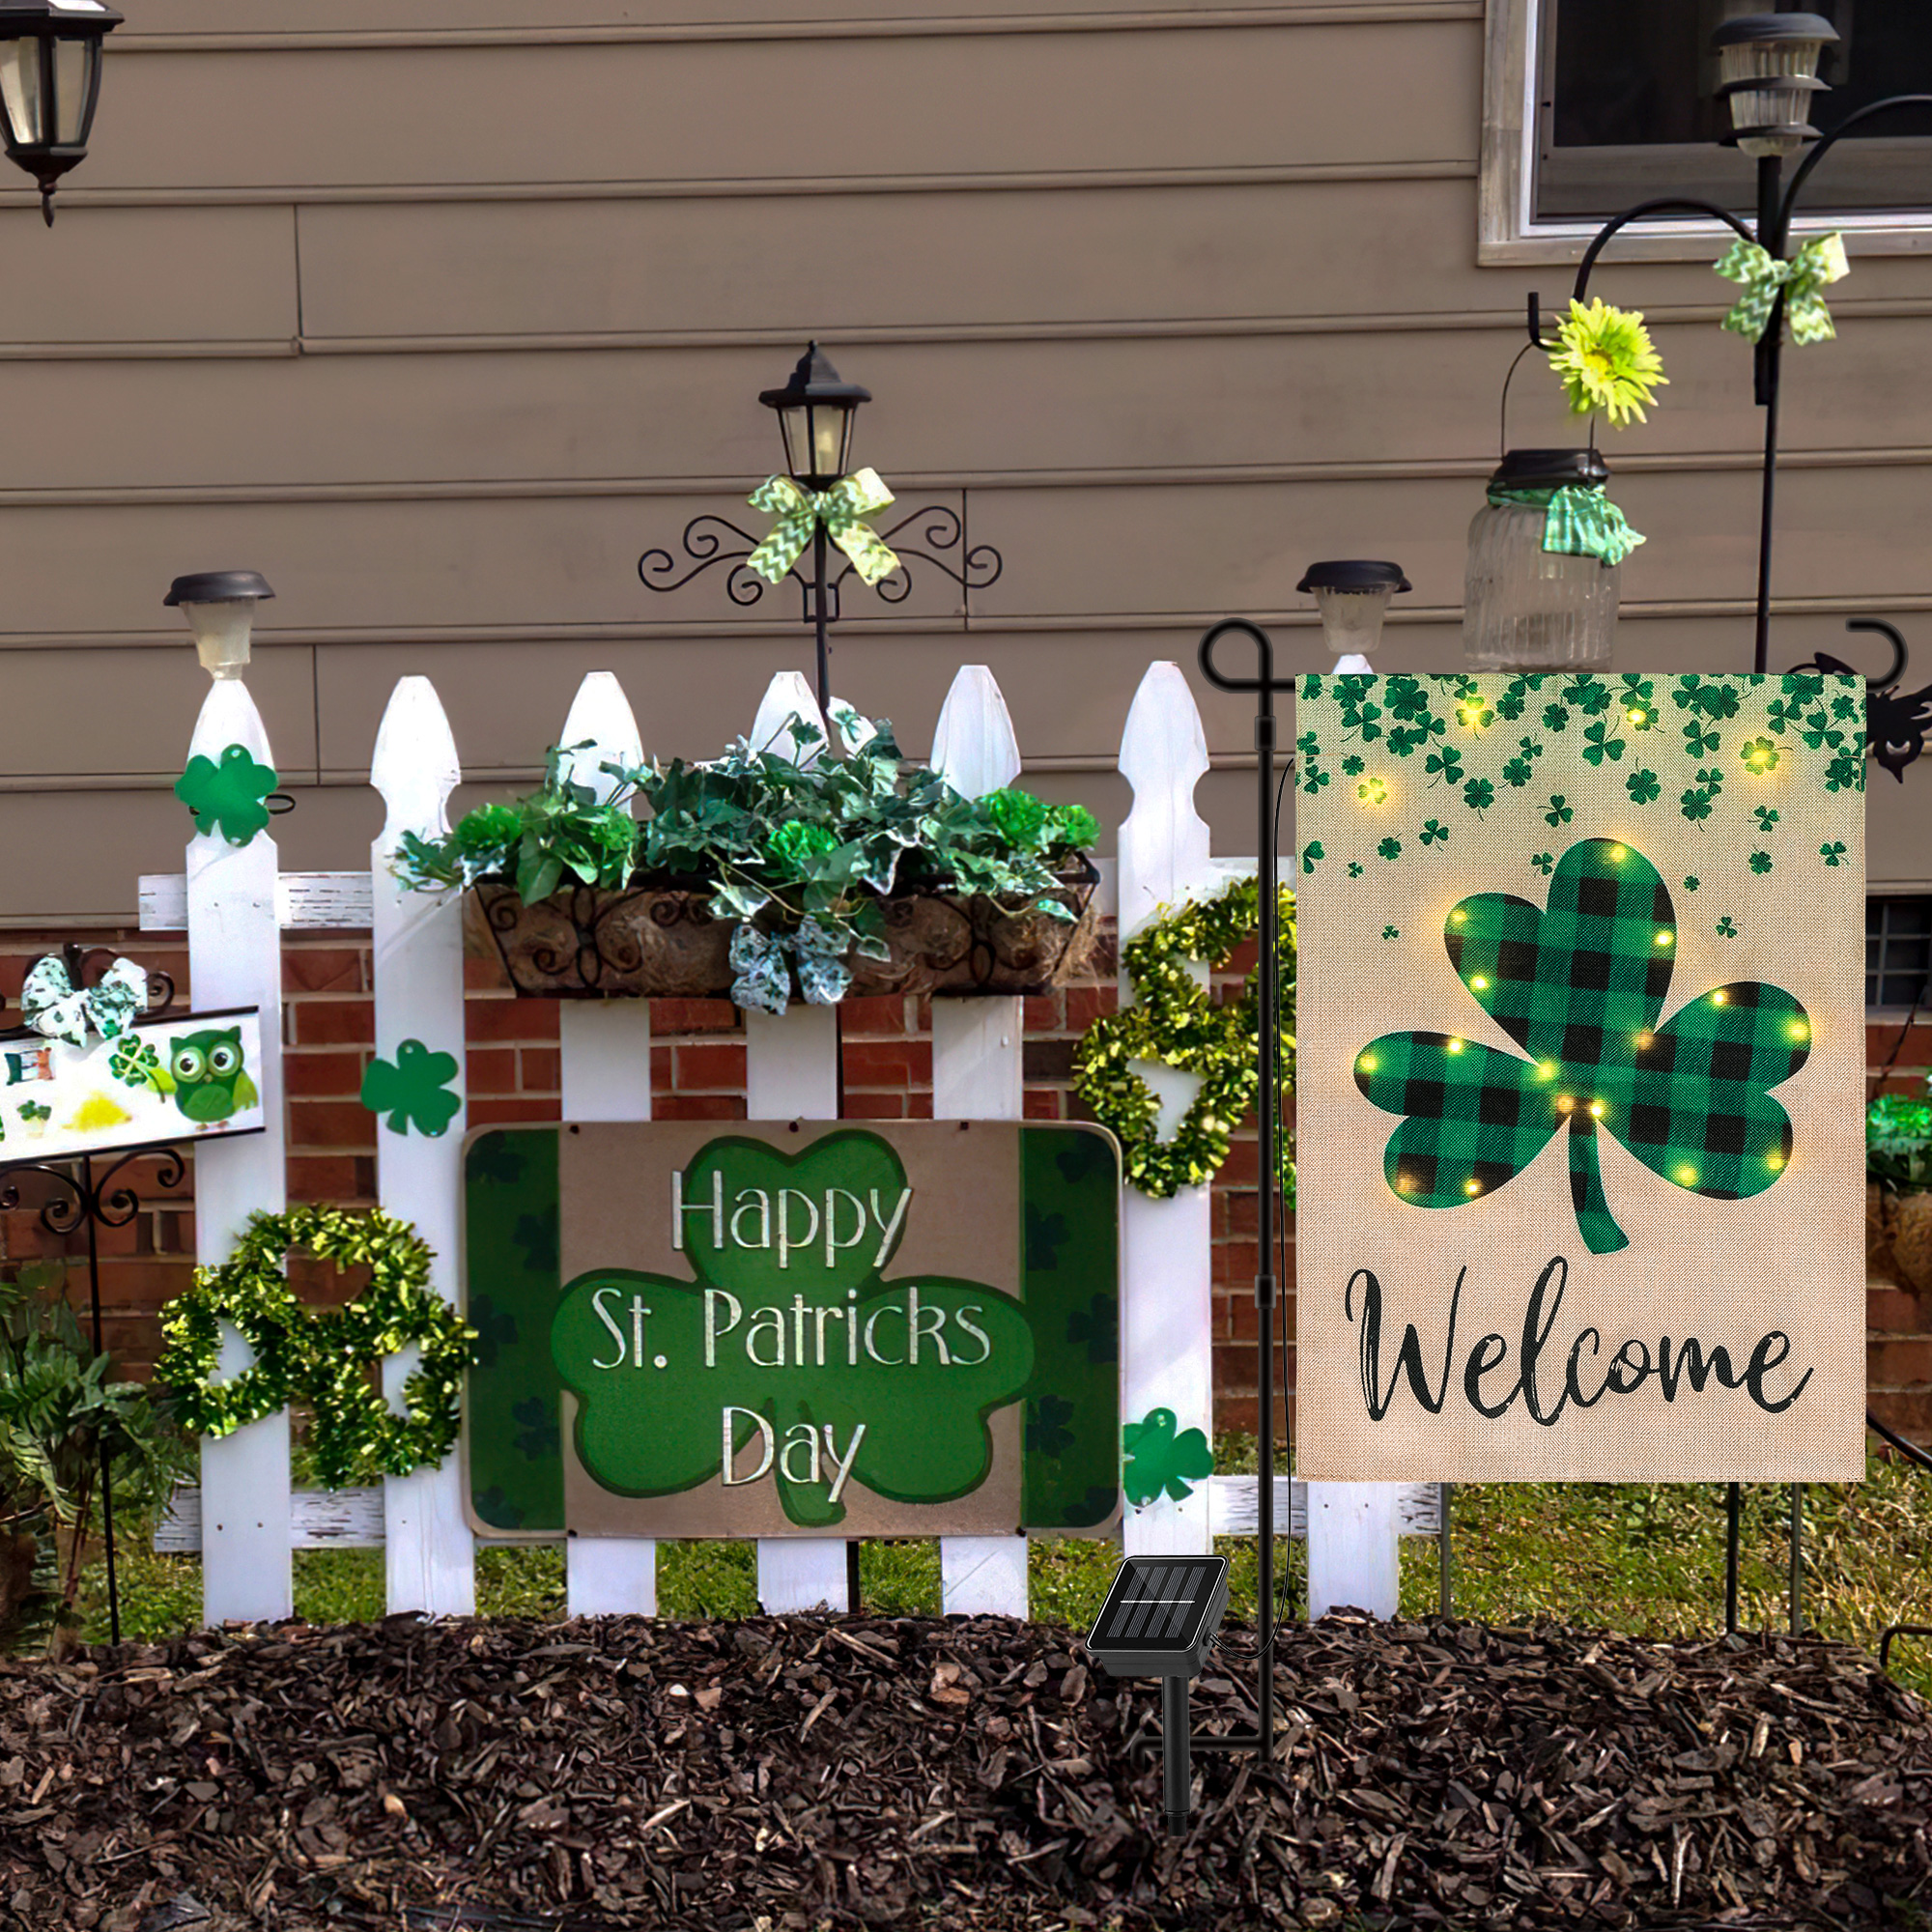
[1353,838,1810,1256]
[1122,1407,1214,1506]
[360,1038,462,1136]
[175,743,278,846]
[551,1132,1035,1528]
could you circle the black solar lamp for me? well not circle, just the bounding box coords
[1085,1554,1230,1835]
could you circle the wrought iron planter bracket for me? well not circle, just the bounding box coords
[638,501,1003,624]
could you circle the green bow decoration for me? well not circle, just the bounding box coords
[1486,483,1646,569]
[1716,232,1850,347]
[745,468,901,588]
[19,952,148,1049]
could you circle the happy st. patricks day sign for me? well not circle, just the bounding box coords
[1295,671,1865,1483]
[462,1121,1121,1538]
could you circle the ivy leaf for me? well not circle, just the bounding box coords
[360,1038,462,1137]
[552,1133,1035,1528]
[1353,838,1809,1255]
[176,743,277,846]
[1122,1407,1214,1506]
[1626,768,1662,806]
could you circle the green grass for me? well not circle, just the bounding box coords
[70,1442,1932,1700]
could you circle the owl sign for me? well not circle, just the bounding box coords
[0,1007,266,1165]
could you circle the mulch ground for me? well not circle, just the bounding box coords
[1,1612,1928,1932]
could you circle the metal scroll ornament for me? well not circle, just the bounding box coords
[467,867,1100,1002]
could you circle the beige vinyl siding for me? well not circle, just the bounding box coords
[0,0,1923,919]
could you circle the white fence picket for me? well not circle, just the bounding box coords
[370,677,476,1616]
[185,680,293,1625]
[743,671,850,1614]
[554,671,660,1618]
[1299,643,1403,1620]
[929,666,1029,1617]
[1116,663,1217,1560]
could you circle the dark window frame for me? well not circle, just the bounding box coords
[1867,894,1932,1013]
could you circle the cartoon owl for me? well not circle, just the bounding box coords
[170,1027,258,1123]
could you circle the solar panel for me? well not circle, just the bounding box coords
[1085,1555,1230,1679]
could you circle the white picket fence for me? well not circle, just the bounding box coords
[145,661,1426,1626]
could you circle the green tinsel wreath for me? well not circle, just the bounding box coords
[157,1205,474,1489]
[1072,876,1296,1201]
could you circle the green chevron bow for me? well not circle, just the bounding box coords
[745,468,901,587]
[20,952,148,1049]
[1486,483,1646,568]
[1716,232,1850,347]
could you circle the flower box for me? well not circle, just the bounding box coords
[467,865,1100,1003]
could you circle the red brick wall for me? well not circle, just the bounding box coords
[3,929,1926,1448]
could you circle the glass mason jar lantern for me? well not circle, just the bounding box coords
[0,0,124,225]
[1463,449,1625,671]
[758,341,871,490]
[166,570,276,680]
[1712,13,1837,159]
[1296,559,1410,668]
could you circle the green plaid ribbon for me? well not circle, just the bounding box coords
[745,468,901,587]
[1716,232,1849,347]
[1485,483,1645,569]
[1354,838,1809,1255]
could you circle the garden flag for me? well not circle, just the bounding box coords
[1294,671,1865,1482]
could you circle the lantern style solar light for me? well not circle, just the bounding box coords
[1463,449,1621,670]
[1085,1555,1230,1836]
[166,570,276,680]
[0,0,123,225]
[1713,12,1838,159]
[1297,558,1411,669]
[759,340,871,491]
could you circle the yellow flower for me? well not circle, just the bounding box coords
[1548,298,1668,428]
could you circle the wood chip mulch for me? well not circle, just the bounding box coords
[2,1611,1929,1931]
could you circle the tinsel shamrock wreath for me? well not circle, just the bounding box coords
[158,1205,474,1489]
[1072,875,1296,1200]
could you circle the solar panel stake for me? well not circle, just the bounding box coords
[1161,1675,1193,1834]
[1086,1555,1230,1838]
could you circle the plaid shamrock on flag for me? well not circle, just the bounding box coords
[1352,838,1810,1254]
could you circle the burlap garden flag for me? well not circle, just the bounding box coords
[1295,671,1865,1482]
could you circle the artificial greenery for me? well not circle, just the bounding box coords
[1072,875,1296,1201]
[395,706,1100,1012]
[1,1262,188,1654]
[157,1206,472,1490]
[1869,1078,1932,1193]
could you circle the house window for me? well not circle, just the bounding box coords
[1480,0,1932,263]
[1868,895,1932,1011]
[1539,0,1932,220]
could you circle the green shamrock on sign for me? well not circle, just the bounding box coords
[1122,1407,1214,1506]
[176,743,278,846]
[552,1132,1035,1528]
[1821,842,1847,867]
[1353,838,1810,1255]
[359,1039,462,1136]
